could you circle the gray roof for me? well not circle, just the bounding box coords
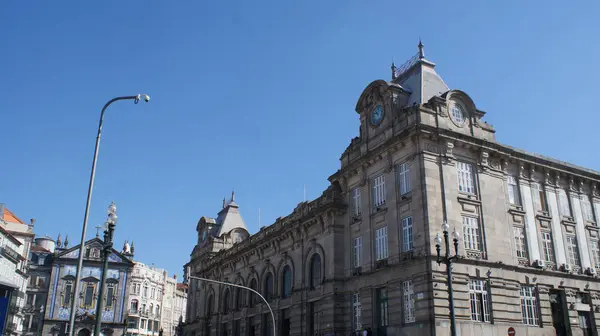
[215,198,247,237]
[394,58,449,106]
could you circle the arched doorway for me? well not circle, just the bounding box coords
[77,328,91,336]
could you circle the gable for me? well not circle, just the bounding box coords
[56,238,133,266]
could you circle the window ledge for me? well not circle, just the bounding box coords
[508,204,524,211]
[458,192,479,201]
[585,220,597,226]
[371,205,387,216]
[535,213,552,221]
[457,194,481,205]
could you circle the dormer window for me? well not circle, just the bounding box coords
[90,248,100,258]
[450,101,466,125]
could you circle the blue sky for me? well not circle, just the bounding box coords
[1,0,599,276]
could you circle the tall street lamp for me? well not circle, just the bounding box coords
[68,94,150,336]
[93,202,118,336]
[187,275,276,336]
[435,221,460,336]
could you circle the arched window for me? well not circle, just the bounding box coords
[248,279,258,305]
[149,303,154,317]
[235,287,243,310]
[206,295,214,317]
[310,254,322,288]
[281,266,292,298]
[263,273,274,299]
[155,304,160,317]
[222,289,230,314]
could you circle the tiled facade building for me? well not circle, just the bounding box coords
[183,43,600,336]
[42,238,134,336]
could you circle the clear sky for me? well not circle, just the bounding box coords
[1,0,599,277]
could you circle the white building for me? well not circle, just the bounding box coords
[0,204,34,336]
[125,258,188,336]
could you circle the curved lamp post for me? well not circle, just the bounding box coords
[187,275,276,336]
[435,221,460,336]
[68,95,150,336]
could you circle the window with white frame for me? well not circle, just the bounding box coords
[513,227,528,259]
[582,196,595,222]
[457,162,476,194]
[462,216,481,251]
[507,176,520,206]
[531,182,548,212]
[541,232,555,264]
[566,235,581,267]
[469,279,491,322]
[520,286,539,326]
[375,226,388,261]
[353,237,362,268]
[351,188,361,217]
[397,162,411,195]
[403,280,415,323]
[372,175,386,208]
[352,293,361,331]
[590,240,600,270]
[558,189,571,217]
[402,217,413,252]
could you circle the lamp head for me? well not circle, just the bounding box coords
[134,94,151,104]
[442,221,449,233]
[434,233,442,246]
[452,228,460,241]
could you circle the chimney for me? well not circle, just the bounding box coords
[174,274,177,280]
[0,204,5,220]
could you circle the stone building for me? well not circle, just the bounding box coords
[125,261,166,336]
[23,236,56,336]
[42,237,134,336]
[160,277,187,336]
[0,205,35,336]
[183,43,600,336]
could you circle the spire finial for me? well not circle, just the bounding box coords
[391,59,397,80]
[231,189,235,202]
[56,233,62,248]
[418,38,424,59]
[64,235,69,248]
[222,197,226,208]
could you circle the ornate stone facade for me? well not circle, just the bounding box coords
[183,44,600,336]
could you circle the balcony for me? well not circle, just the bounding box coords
[1,246,22,264]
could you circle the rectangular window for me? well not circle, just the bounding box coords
[457,162,476,194]
[507,176,520,205]
[372,175,386,208]
[353,237,362,268]
[402,217,414,252]
[375,226,388,261]
[403,280,415,323]
[541,232,555,264]
[462,216,481,251]
[352,293,361,331]
[558,189,571,217]
[106,284,115,307]
[127,318,138,329]
[469,279,491,322]
[63,281,72,306]
[514,227,528,259]
[83,283,95,308]
[582,196,595,222]
[351,188,361,217]
[590,240,600,270]
[151,288,155,299]
[36,276,46,287]
[397,162,411,195]
[520,286,539,326]
[566,235,581,267]
[531,183,547,212]
[377,288,388,328]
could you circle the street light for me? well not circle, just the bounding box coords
[68,94,150,336]
[435,221,460,336]
[187,275,276,336]
[93,202,118,336]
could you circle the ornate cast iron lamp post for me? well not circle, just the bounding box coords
[435,221,460,336]
[93,202,118,336]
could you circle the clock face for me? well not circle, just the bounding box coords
[370,104,384,126]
